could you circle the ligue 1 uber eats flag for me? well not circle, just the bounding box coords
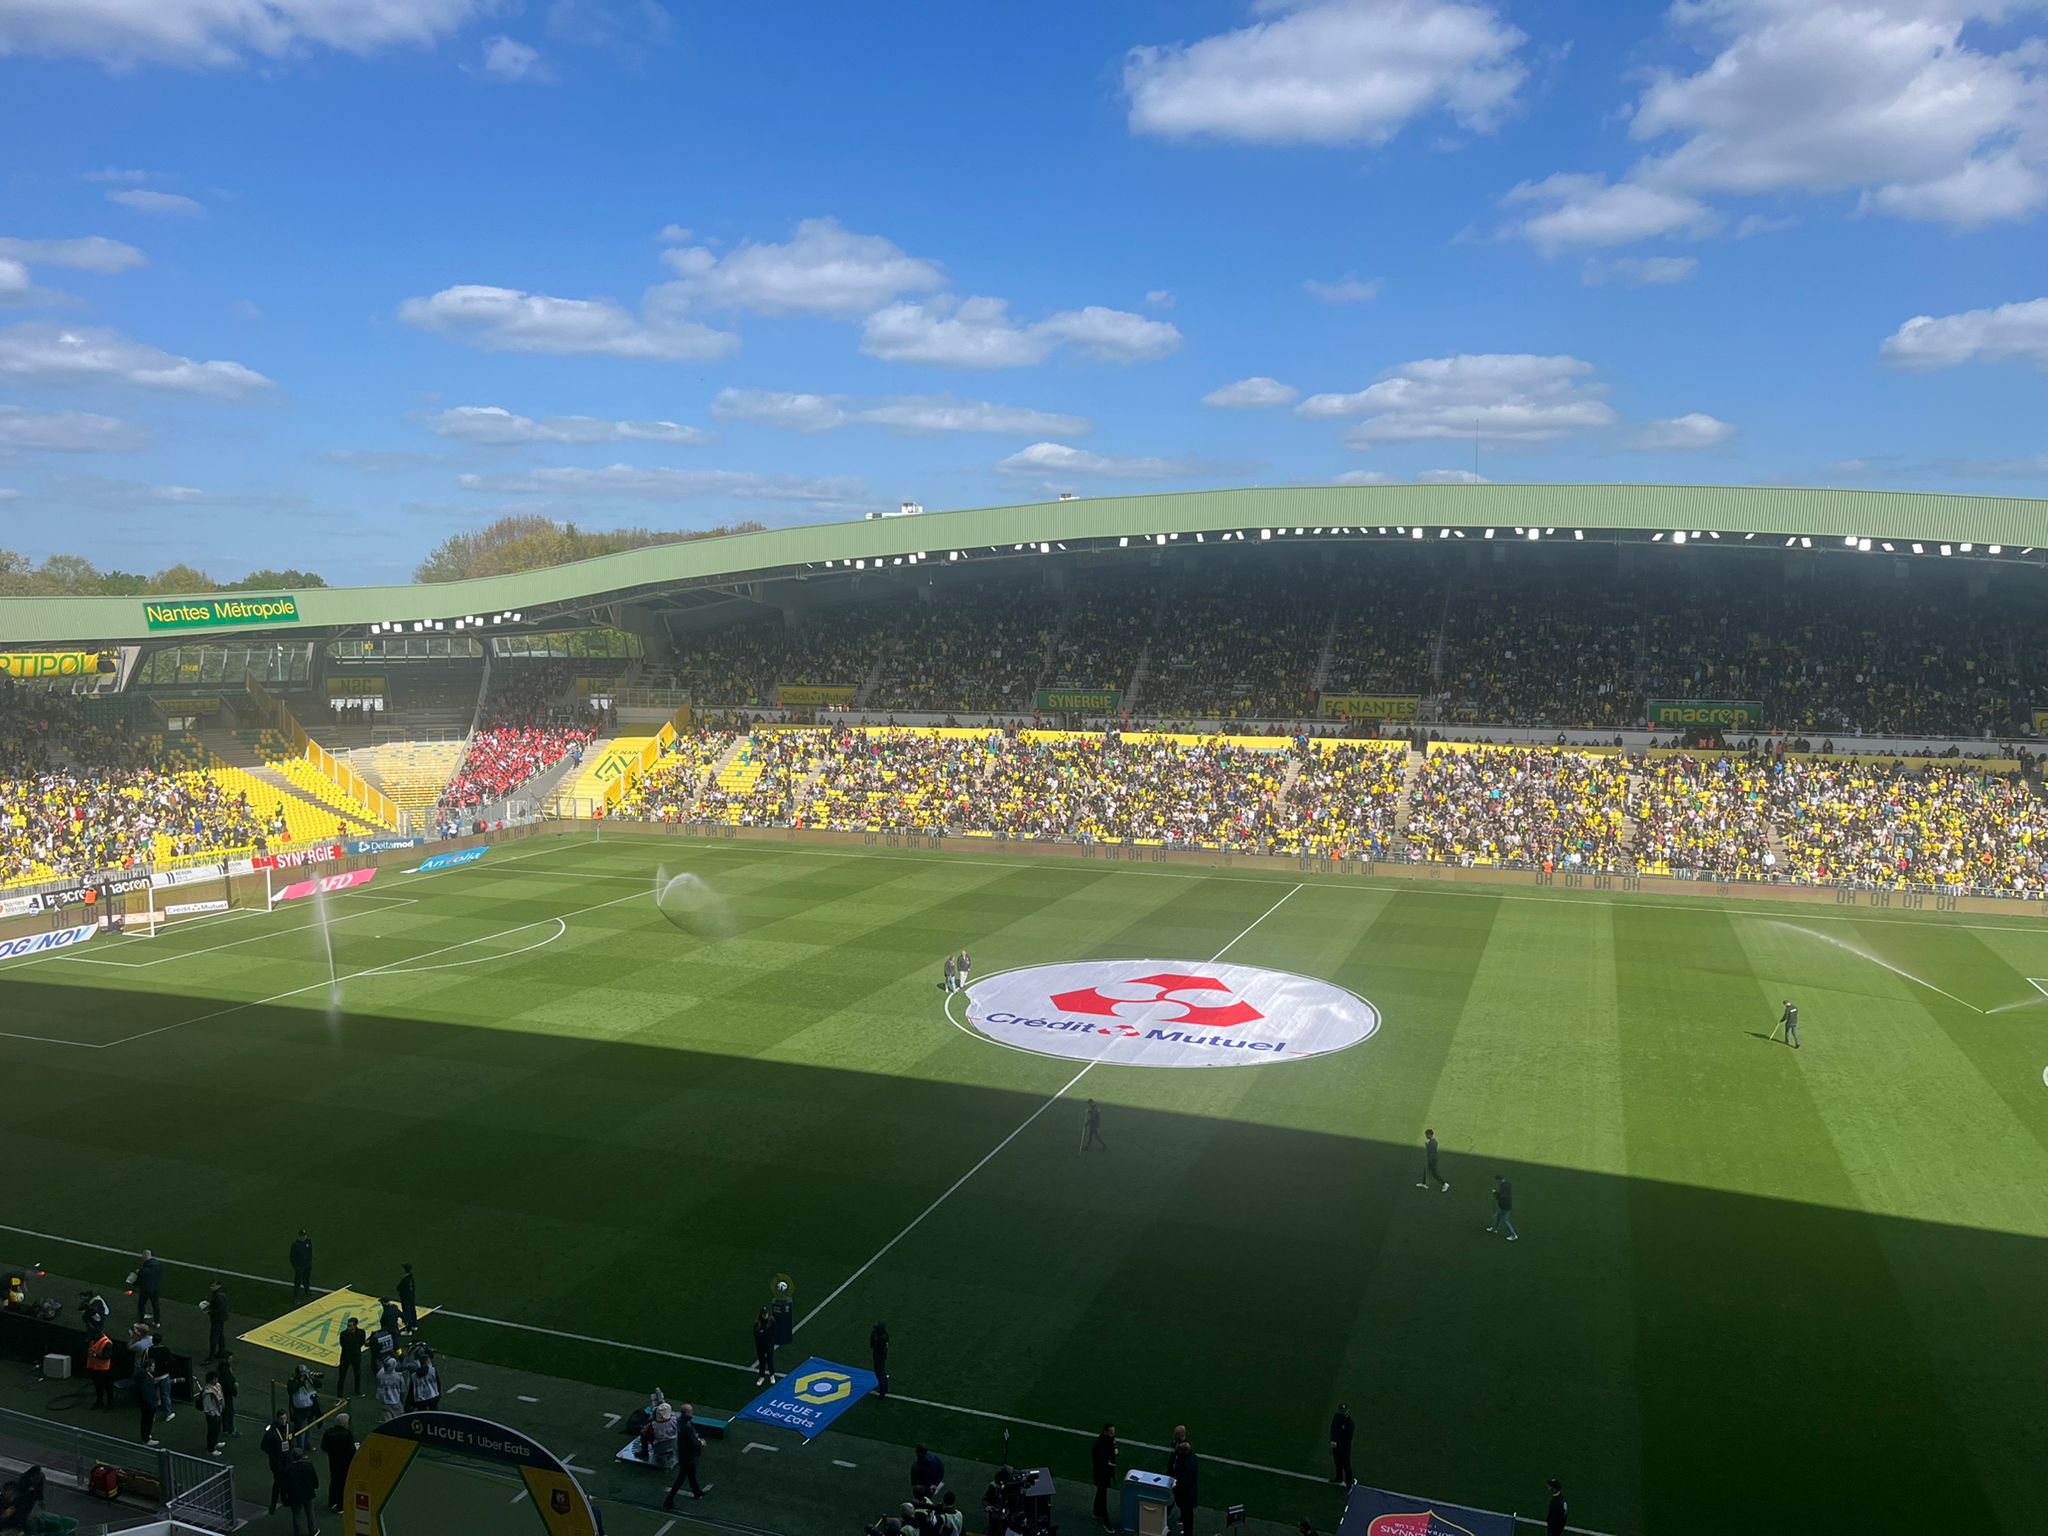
[734,1358,877,1441]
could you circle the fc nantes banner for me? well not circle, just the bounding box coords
[777,684,857,708]
[240,1287,436,1366]
[1320,693,1421,720]
[1036,687,1122,712]
[734,1356,877,1440]
[1646,699,1766,727]
[344,1413,598,1536]
[1336,1485,1514,1536]
[0,651,115,680]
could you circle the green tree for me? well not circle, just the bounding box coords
[414,514,764,583]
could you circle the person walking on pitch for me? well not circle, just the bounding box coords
[1081,1099,1108,1152]
[1329,1402,1356,1487]
[752,1307,778,1386]
[956,949,971,989]
[941,954,956,993]
[1777,999,1801,1049]
[1486,1174,1519,1240]
[1417,1128,1449,1193]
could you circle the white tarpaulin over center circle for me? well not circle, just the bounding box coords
[960,959,1379,1069]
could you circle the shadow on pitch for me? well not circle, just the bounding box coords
[1,968,2041,1536]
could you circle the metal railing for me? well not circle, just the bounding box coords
[0,1403,233,1522]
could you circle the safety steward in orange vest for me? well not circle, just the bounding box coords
[86,1328,116,1408]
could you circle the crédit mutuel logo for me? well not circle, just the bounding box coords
[962,959,1378,1069]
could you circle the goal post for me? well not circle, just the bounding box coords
[138,867,247,936]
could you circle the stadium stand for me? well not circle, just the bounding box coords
[1405,746,1630,871]
[440,664,600,811]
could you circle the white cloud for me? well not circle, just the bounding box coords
[0,0,480,68]
[481,35,545,81]
[458,463,871,506]
[0,236,146,273]
[1415,468,1489,484]
[1125,0,1527,146]
[397,284,737,362]
[1507,1,2048,250]
[0,259,28,301]
[1502,173,1718,252]
[0,488,18,500]
[0,322,271,396]
[0,403,149,451]
[1582,255,1699,286]
[1629,412,1737,451]
[710,388,1090,437]
[1034,305,1182,362]
[1203,376,1299,409]
[426,405,712,446]
[1303,275,1382,304]
[861,295,1180,368]
[1299,354,1616,445]
[660,218,944,317]
[1879,297,2048,370]
[107,189,202,217]
[994,441,1210,480]
[1333,469,1392,485]
[1146,289,1176,309]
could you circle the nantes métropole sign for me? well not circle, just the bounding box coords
[144,595,302,632]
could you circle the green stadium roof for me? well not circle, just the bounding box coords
[3,483,2045,647]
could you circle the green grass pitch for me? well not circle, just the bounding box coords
[5,829,2048,1533]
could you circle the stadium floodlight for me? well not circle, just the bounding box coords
[1844,535,1859,547]
[1960,542,1974,552]
[1411,527,1424,540]
[1195,532,1205,543]
[949,550,960,561]
[1800,537,1812,548]
[1260,528,1272,539]
[1707,531,1719,539]
[1438,528,1450,539]
[855,559,865,569]
[1484,528,1495,539]
[1858,538,1872,551]
[1295,527,1305,535]
[1314,527,1325,534]
[1989,545,2002,554]
[1940,544,1953,556]
[1119,536,1129,547]
[1547,528,1556,534]
[1672,531,1687,545]
[1513,526,1525,535]
[1784,537,1796,546]
[1453,530,1466,538]
[1653,532,1666,541]
[1526,528,1539,540]
[1743,533,1755,541]
[1573,529,1584,541]
[1155,534,1167,544]
[1912,543,1924,554]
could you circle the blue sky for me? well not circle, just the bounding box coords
[1,0,2044,584]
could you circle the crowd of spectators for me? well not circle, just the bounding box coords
[1436,580,1641,730]
[1138,570,1327,720]
[1,764,267,883]
[1633,754,1778,879]
[439,664,598,811]
[1258,743,1404,858]
[868,602,1051,713]
[617,731,737,821]
[1770,759,2048,894]
[1407,747,1629,871]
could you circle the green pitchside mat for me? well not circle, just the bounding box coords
[4,829,2047,1534]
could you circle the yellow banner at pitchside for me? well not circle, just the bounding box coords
[239,1287,436,1366]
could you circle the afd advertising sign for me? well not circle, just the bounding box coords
[0,924,98,961]
[734,1358,877,1441]
[144,594,301,632]
[411,846,488,874]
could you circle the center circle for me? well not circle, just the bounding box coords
[961,959,1379,1069]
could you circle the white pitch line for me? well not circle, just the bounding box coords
[0,884,654,1051]
[655,1521,677,1536]
[517,1394,539,1403]
[796,883,1304,1337]
[832,1459,858,1469]
[742,1442,778,1455]
[66,898,422,970]
[97,887,652,1050]
[579,827,2048,936]
[0,1215,1602,1512]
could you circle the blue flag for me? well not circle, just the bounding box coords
[734,1358,877,1441]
